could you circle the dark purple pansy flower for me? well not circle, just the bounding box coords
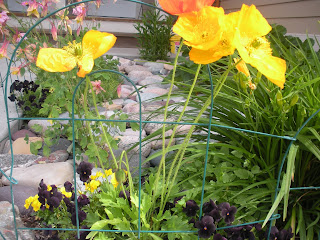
[63,198,75,214]
[29,95,36,102]
[203,199,218,214]
[8,94,16,101]
[76,161,93,182]
[71,210,87,226]
[24,106,31,111]
[208,208,222,223]
[64,181,74,192]
[213,233,227,240]
[183,200,200,217]
[77,194,90,207]
[278,227,294,240]
[219,202,237,224]
[195,215,216,239]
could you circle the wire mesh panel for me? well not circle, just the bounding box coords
[1,1,319,239]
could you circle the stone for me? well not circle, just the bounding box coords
[128,71,153,84]
[136,92,160,102]
[123,99,137,105]
[143,62,165,74]
[117,135,151,158]
[9,137,43,155]
[104,110,116,119]
[0,185,38,215]
[119,85,136,99]
[58,112,80,125]
[133,59,146,66]
[170,96,186,103]
[103,102,122,110]
[0,201,35,240]
[1,162,74,188]
[144,115,177,134]
[123,102,145,114]
[142,87,169,96]
[34,150,69,164]
[143,102,165,112]
[148,149,175,167]
[38,138,71,156]
[11,129,37,141]
[124,65,149,74]
[138,75,164,86]
[118,57,133,66]
[2,139,10,154]
[121,128,147,138]
[150,129,176,150]
[176,125,193,135]
[0,154,42,178]
[164,63,174,71]
[28,119,53,134]
[126,154,148,176]
[111,98,125,105]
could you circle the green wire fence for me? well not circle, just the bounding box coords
[0,1,319,239]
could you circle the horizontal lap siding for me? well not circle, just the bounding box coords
[220,0,320,34]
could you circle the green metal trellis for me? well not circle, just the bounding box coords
[1,1,319,239]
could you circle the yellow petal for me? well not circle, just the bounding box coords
[234,58,250,77]
[36,48,77,73]
[77,54,94,77]
[190,44,234,64]
[253,55,286,89]
[173,6,225,50]
[82,30,117,60]
[237,4,272,40]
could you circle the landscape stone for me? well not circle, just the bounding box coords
[38,138,71,156]
[1,162,74,188]
[144,115,177,134]
[124,65,149,74]
[136,92,160,102]
[123,102,145,113]
[138,75,163,86]
[128,71,153,84]
[119,85,136,99]
[34,150,69,164]
[2,139,10,154]
[9,137,43,155]
[142,87,168,96]
[103,102,122,110]
[143,62,164,74]
[28,119,53,134]
[11,129,36,141]
[164,63,174,71]
[0,185,38,215]
[150,129,176,150]
[0,154,42,178]
[117,135,151,158]
[0,201,34,240]
[120,128,147,138]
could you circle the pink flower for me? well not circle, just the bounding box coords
[0,10,9,25]
[22,0,42,18]
[91,80,106,95]
[13,29,27,43]
[0,39,9,59]
[50,21,57,41]
[95,0,102,8]
[11,66,22,75]
[40,0,59,17]
[73,3,86,24]
[0,0,7,10]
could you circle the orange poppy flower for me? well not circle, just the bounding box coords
[158,0,215,15]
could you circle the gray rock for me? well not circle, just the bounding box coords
[142,87,168,96]
[2,139,10,154]
[127,154,148,176]
[0,154,42,178]
[148,149,174,167]
[38,138,71,156]
[123,102,145,114]
[0,185,38,215]
[128,71,153,84]
[149,129,176,150]
[117,135,151,158]
[143,62,165,74]
[136,92,160,102]
[144,115,177,134]
[28,119,53,134]
[1,162,74,188]
[133,59,146,66]
[34,150,69,164]
[124,65,149,74]
[11,129,37,141]
[58,112,80,125]
[120,128,147,138]
[138,75,164,86]
[0,201,34,240]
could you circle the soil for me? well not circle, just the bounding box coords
[20,214,54,240]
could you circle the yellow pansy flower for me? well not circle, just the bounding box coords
[85,180,101,193]
[59,187,72,198]
[90,171,104,180]
[47,185,52,191]
[31,198,42,212]
[234,4,286,89]
[105,169,113,177]
[36,30,117,78]
[24,196,35,209]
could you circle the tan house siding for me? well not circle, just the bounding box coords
[220,0,320,34]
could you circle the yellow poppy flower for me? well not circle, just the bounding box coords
[234,4,286,89]
[173,6,225,51]
[36,30,117,78]
[174,7,238,64]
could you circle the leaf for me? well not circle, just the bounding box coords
[251,165,260,174]
[234,169,253,179]
[30,141,43,155]
[42,145,51,157]
[297,135,320,161]
[31,124,43,133]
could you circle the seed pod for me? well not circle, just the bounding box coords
[290,94,299,107]
[115,169,126,184]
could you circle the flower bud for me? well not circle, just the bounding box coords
[115,169,126,184]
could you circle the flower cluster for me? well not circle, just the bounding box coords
[158,2,286,89]
[8,80,49,116]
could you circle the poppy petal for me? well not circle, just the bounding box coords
[82,30,117,60]
[158,0,215,15]
[173,6,225,50]
[77,54,94,78]
[36,48,77,72]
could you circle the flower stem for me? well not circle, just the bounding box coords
[86,76,118,169]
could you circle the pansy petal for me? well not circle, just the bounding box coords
[173,6,225,50]
[77,54,94,77]
[158,0,215,15]
[252,55,286,89]
[36,48,77,72]
[82,30,117,60]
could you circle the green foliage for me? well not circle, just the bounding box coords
[134,7,175,61]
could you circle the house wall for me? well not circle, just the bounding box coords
[220,0,320,35]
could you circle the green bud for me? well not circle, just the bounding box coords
[276,90,283,107]
[115,169,126,184]
[290,94,299,107]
